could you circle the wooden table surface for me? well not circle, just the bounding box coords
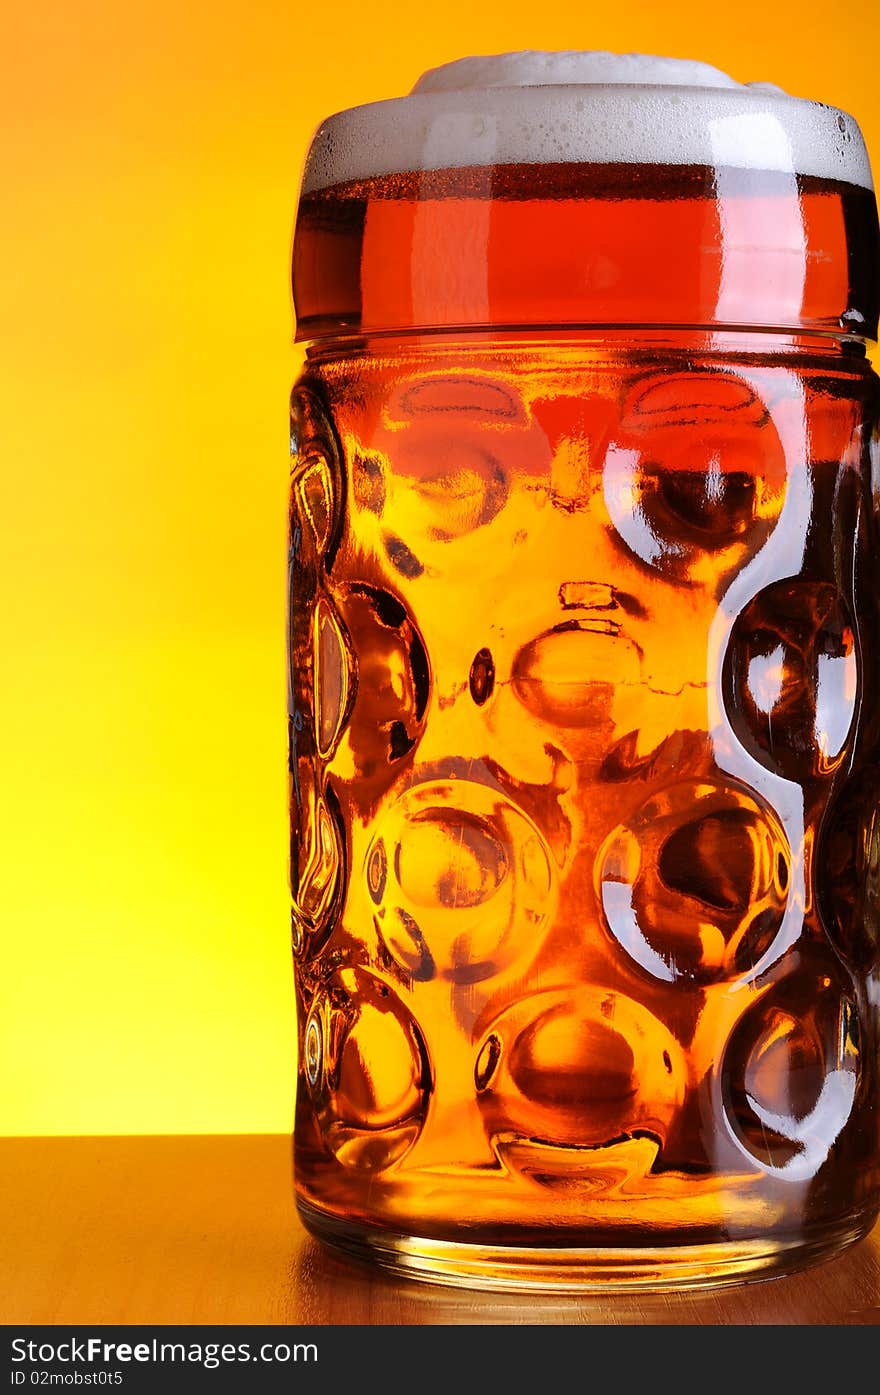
[2,1135,878,1326]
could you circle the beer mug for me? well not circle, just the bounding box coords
[288,52,880,1289]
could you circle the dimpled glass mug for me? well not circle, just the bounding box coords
[287,51,880,1290]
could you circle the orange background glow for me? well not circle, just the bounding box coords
[1,0,877,1133]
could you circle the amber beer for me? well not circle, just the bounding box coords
[288,53,880,1287]
[294,162,879,340]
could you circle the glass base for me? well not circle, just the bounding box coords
[298,1199,875,1293]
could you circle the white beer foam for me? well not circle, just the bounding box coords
[413,51,752,92]
[300,49,873,193]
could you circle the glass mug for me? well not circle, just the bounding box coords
[287,52,880,1289]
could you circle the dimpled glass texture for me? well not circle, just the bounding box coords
[288,338,880,1289]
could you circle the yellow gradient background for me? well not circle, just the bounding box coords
[1,1,877,1133]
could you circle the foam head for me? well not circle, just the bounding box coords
[300,50,874,194]
[293,52,879,340]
